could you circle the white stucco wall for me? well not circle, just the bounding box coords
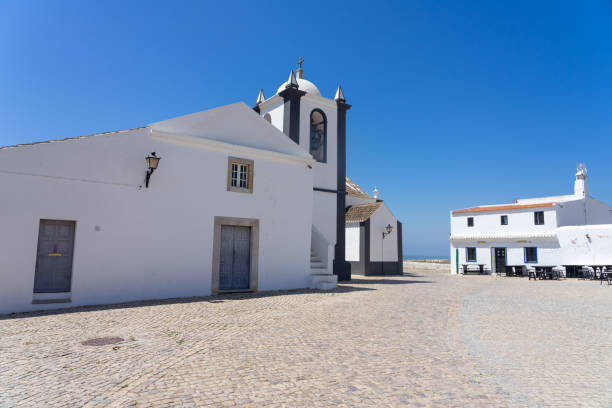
[0,107,314,314]
[585,197,612,225]
[557,225,612,265]
[556,199,587,227]
[259,94,340,252]
[450,240,560,274]
[450,206,561,274]
[369,204,399,262]
[312,191,337,251]
[346,195,376,206]
[345,222,360,261]
[262,98,285,131]
[299,95,338,191]
[451,207,558,237]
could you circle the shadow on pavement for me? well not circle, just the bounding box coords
[0,285,375,320]
[344,277,433,285]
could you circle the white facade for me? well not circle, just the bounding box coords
[450,168,612,274]
[0,102,326,314]
[257,84,340,258]
[344,180,403,275]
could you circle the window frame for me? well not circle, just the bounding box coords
[534,211,545,225]
[466,247,477,262]
[467,217,474,227]
[227,157,254,194]
[500,215,508,225]
[524,247,538,263]
[309,109,327,163]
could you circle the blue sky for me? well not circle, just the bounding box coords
[1,1,612,256]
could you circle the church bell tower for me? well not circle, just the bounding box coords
[253,58,352,281]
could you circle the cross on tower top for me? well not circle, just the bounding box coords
[296,57,304,79]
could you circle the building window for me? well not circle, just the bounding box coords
[467,217,474,227]
[310,109,327,163]
[524,247,537,263]
[501,215,508,225]
[534,211,544,225]
[227,157,254,194]
[466,247,477,262]
[263,113,271,123]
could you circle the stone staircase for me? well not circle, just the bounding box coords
[310,248,337,290]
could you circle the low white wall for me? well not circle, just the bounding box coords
[403,261,450,273]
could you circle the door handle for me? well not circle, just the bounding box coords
[49,243,61,256]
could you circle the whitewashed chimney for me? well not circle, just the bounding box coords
[373,186,379,199]
[574,164,589,197]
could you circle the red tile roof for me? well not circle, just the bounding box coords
[452,202,555,215]
[346,202,383,223]
[346,177,371,198]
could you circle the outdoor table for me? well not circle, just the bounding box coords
[535,266,555,280]
[461,264,486,274]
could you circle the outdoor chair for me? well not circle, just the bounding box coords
[514,266,524,277]
[528,268,537,281]
[580,267,594,280]
[551,267,564,280]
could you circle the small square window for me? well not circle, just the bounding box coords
[466,247,477,262]
[467,217,474,227]
[534,211,544,225]
[501,215,508,225]
[227,157,254,194]
[525,247,537,263]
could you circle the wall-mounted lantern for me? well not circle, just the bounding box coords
[145,152,161,188]
[382,224,393,239]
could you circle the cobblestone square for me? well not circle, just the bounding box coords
[1,270,611,407]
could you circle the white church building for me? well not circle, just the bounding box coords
[450,167,612,276]
[345,178,403,275]
[0,61,403,314]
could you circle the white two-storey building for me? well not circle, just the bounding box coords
[450,167,612,275]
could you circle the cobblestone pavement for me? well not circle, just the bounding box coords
[1,271,611,407]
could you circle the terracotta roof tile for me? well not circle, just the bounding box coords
[346,177,371,198]
[345,202,382,223]
[452,202,555,215]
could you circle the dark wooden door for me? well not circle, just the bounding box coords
[34,220,76,293]
[494,248,506,275]
[219,226,250,290]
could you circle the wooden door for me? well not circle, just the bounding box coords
[219,226,251,290]
[34,220,76,293]
[494,248,506,274]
